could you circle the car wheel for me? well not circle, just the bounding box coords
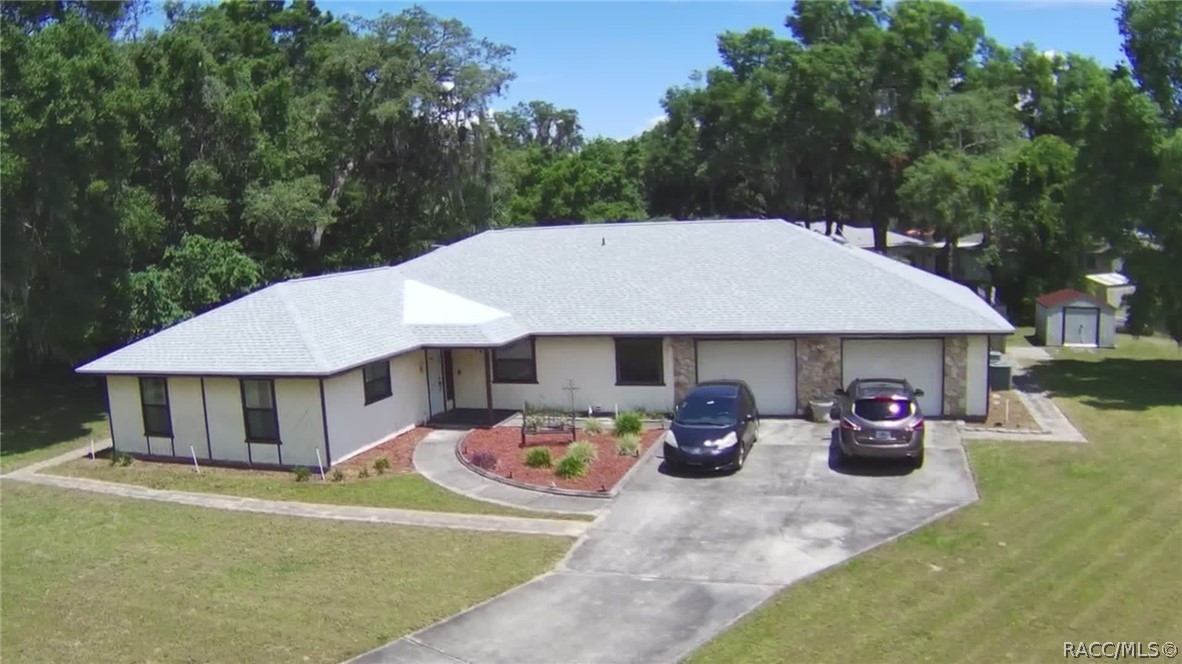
[733,445,745,471]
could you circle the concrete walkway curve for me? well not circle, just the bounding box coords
[413,429,610,517]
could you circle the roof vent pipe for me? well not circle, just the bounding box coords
[602,237,605,246]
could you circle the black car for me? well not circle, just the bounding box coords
[833,378,926,468]
[663,380,760,472]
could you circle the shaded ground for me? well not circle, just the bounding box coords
[461,427,663,492]
[0,482,568,664]
[47,454,589,520]
[688,337,1182,664]
[0,380,109,472]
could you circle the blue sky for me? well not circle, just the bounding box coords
[147,2,1128,139]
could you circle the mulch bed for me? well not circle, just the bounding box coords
[337,427,433,473]
[982,390,1041,430]
[460,428,665,493]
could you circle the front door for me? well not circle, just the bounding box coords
[426,349,447,417]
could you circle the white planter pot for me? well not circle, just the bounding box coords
[808,399,835,423]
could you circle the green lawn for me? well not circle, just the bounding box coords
[0,482,568,664]
[47,457,593,520]
[691,336,1182,664]
[0,380,109,472]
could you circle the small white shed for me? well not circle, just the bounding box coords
[1034,289,1117,348]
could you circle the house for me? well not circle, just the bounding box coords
[1084,272,1135,325]
[800,223,927,262]
[1034,288,1116,348]
[76,219,1014,469]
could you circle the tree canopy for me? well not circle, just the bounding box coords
[3,0,1180,380]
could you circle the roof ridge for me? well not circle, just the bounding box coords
[488,218,775,233]
[775,222,1004,327]
[273,283,332,371]
[283,265,394,284]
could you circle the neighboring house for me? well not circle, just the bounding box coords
[801,223,927,262]
[77,219,1014,469]
[1034,288,1116,348]
[906,233,990,296]
[1084,272,1135,324]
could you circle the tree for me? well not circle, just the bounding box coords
[1117,0,1182,128]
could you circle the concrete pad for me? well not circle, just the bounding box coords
[408,572,775,664]
[628,446,812,497]
[797,447,979,504]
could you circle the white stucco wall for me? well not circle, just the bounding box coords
[323,352,429,464]
[168,377,210,459]
[487,336,675,413]
[109,375,324,467]
[966,335,988,418]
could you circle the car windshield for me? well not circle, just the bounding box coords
[853,398,914,421]
[674,395,737,426]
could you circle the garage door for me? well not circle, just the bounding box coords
[841,339,944,416]
[1063,307,1099,346]
[696,340,797,415]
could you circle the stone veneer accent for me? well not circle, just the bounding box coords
[669,336,696,404]
[795,337,842,415]
[943,335,968,417]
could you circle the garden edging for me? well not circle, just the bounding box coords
[454,430,662,499]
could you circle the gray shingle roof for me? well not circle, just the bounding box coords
[77,219,1014,376]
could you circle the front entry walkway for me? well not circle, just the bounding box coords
[352,419,979,663]
[413,430,609,516]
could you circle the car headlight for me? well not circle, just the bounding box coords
[664,431,679,448]
[703,432,738,449]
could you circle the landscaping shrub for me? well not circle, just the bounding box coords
[470,451,498,471]
[616,433,641,457]
[357,466,371,479]
[567,441,597,464]
[554,454,588,479]
[614,411,643,437]
[292,466,311,482]
[109,452,133,467]
[524,447,553,468]
[372,457,390,474]
[582,418,604,434]
[330,467,345,482]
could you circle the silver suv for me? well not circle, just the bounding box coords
[833,378,926,468]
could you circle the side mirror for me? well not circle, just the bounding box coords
[744,413,756,422]
[914,388,925,397]
[833,388,846,397]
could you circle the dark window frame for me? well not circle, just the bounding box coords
[492,337,538,384]
[614,337,665,386]
[139,376,173,437]
[362,360,392,405]
[240,379,281,444]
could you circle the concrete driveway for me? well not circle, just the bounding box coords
[350,420,977,664]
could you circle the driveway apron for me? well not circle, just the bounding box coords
[349,420,978,664]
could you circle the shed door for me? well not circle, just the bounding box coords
[842,339,944,416]
[1063,307,1099,346]
[695,340,797,416]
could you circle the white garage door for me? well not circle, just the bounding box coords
[696,340,797,415]
[1063,307,1099,346]
[841,339,944,416]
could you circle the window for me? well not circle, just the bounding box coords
[139,377,173,437]
[362,360,392,404]
[241,379,280,442]
[492,338,536,383]
[615,337,664,386]
[853,398,915,422]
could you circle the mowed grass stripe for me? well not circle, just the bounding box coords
[952,491,1176,664]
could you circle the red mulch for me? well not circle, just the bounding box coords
[460,427,665,493]
[337,427,433,473]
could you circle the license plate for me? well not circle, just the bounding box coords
[874,430,892,441]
